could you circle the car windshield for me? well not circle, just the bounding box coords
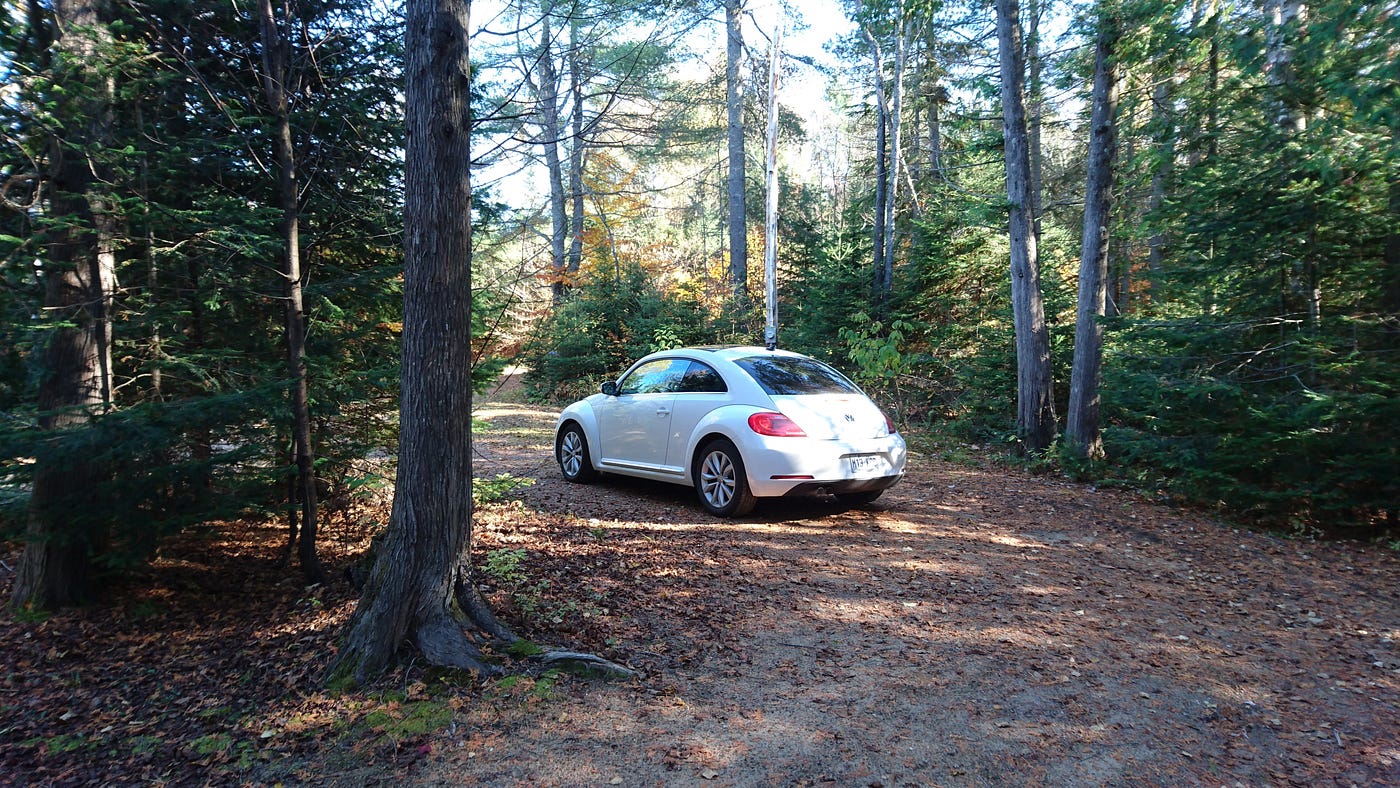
[734,356,861,396]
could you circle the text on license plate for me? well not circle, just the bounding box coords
[845,454,889,477]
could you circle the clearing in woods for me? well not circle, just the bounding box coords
[2,380,1396,785]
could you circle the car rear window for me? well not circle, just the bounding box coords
[734,356,861,395]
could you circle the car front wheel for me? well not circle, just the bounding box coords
[694,438,756,517]
[556,423,597,483]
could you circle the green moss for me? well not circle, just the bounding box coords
[505,639,544,658]
[365,700,453,738]
[324,655,363,693]
[128,735,163,756]
[190,733,233,757]
[12,604,50,624]
[45,734,88,754]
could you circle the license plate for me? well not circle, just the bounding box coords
[846,454,889,477]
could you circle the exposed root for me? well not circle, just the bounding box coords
[455,578,636,681]
[456,574,520,644]
[414,614,503,678]
[534,650,638,681]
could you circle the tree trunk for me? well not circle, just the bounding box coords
[331,0,502,684]
[536,13,568,305]
[1266,0,1307,135]
[996,0,1057,453]
[258,0,326,586]
[567,16,585,286]
[880,23,910,316]
[1385,126,1400,314]
[1205,0,1219,161]
[1147,73,1173,307]
[762,10,782,349]
[926,29,945,184]
[1066,7,1122,461]
[13,0,118,610]
[1266,0,1319,325]
[1026,0,1044,243]
[725,0,747,302]
[864,28,889,309]
[330,0,640,686]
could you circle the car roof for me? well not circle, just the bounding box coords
[670,345,810,362]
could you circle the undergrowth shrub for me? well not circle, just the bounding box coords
[519,263,715,403]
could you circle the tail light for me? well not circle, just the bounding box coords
[883,412,897,434]
[748,412,807,437]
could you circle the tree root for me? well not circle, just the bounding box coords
[533,650,637,681]
[455,574,636,681]
[333,551,635,685]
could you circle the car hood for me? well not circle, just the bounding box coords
[771,394,891,440]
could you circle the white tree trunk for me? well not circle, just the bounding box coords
[763,9,782,348]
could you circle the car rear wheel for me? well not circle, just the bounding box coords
[556,423,597,483]
[835,489,884,507]
[694,438,756,517]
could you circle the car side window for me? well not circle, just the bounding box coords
[617,359,686,395]
[675,361,727,393]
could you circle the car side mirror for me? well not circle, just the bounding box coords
[601,381,618,396]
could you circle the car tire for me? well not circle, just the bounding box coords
[835,489,884,508]
[694,438,756,517]
[556,422,597,483]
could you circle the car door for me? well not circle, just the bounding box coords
[664,361,730,470]
[594,358,685,470]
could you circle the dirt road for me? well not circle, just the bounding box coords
[432,398,1400,787]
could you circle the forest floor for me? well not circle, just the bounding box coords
[2,375,1398,786]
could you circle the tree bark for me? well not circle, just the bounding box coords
[925,28,945,183]
[880,22,911,317]
[567,16,585,286]
[258,0,326,586]
[1147,73,1173,307]
[13,0,118,609]
[864,28,889,308]
[996,0,1057,453]
[762,10,782,349]
[1026,0,1044,243]
[536,12,568,305]
[331,0,502,684]
[1385,125,1400,314]
[1066,7,1122,460]
[725,0,747,302]
[1266,0,1307,135]
[1266,0,1319,325]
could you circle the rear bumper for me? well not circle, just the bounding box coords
[779,473,904,497]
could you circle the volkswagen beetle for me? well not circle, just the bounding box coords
[554,346,906,516]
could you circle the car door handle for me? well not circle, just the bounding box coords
[656,408,670,417]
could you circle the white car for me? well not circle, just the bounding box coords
[554,346,907,516]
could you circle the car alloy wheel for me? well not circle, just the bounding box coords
[695,438,755,517]
[557,423,596,482]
